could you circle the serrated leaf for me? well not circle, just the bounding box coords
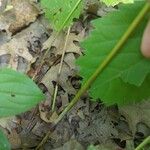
[0,68,45,117]
[77,2,150,105]
[101,0,134,6]
[41,0,83,31]
[0,130,11,150]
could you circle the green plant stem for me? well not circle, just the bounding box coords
[58,0,82,33]
[51,27,71,112]
[135,136,150,150]
[54,2,150,125]
[36,130,52,150]
[32,0,82,80]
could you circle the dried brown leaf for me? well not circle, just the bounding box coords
[77,109,118,143]
[8,129,21,149]
[41,63,76,96]
[64,53,76,70]
[0,9,15,34]
[0,38,35,69]
[0,21,47,72]
[43,31,85,55]
[39,103,58,123]
[119,100,150,135]
[9,0,39,34]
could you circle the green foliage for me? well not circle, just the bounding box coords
[101,0,134,6]
[0,130,10,150]
[41,0,83,31]
[0,68,45,117]
[87,144,111,150]
[87,145,96,150]
[77,2,150,105]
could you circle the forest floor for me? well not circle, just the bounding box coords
[0,0,149,150]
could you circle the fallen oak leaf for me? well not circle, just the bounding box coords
[64,53,76,70]
[41,63,76,96]
[42,30,85,55]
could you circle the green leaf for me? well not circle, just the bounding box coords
[77,2,150,105]
[87,145,96,150]
[0,130,11,150]
[41,0,83,31]
[0,68,45,117]
[101,0,134,6]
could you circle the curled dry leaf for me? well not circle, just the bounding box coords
[0,38,34,70]
[86,0,100,14]
[9,0,39,34]
[39,103,58,123]
[0,0,39,35]
[0,9,15,35]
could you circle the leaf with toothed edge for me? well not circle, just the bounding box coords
[41,0,83,31]
[77,2,150,106]
[101,0,134,6]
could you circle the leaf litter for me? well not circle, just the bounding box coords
[0,0,149,150]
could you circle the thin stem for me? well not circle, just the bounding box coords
[35,131,52,150]
[52,27,71,112]
[52,85,58,112]
[36,28,71,148]
[32,32,58,80]
[135,136,150,150]
[58,0,82,33]
[54,2,150,125]
[32,0,82,80]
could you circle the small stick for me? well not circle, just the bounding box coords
[51,27,71,112]
[32,33,58,80]
[35,125,56,150]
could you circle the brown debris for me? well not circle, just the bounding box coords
[9,0,39,34]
